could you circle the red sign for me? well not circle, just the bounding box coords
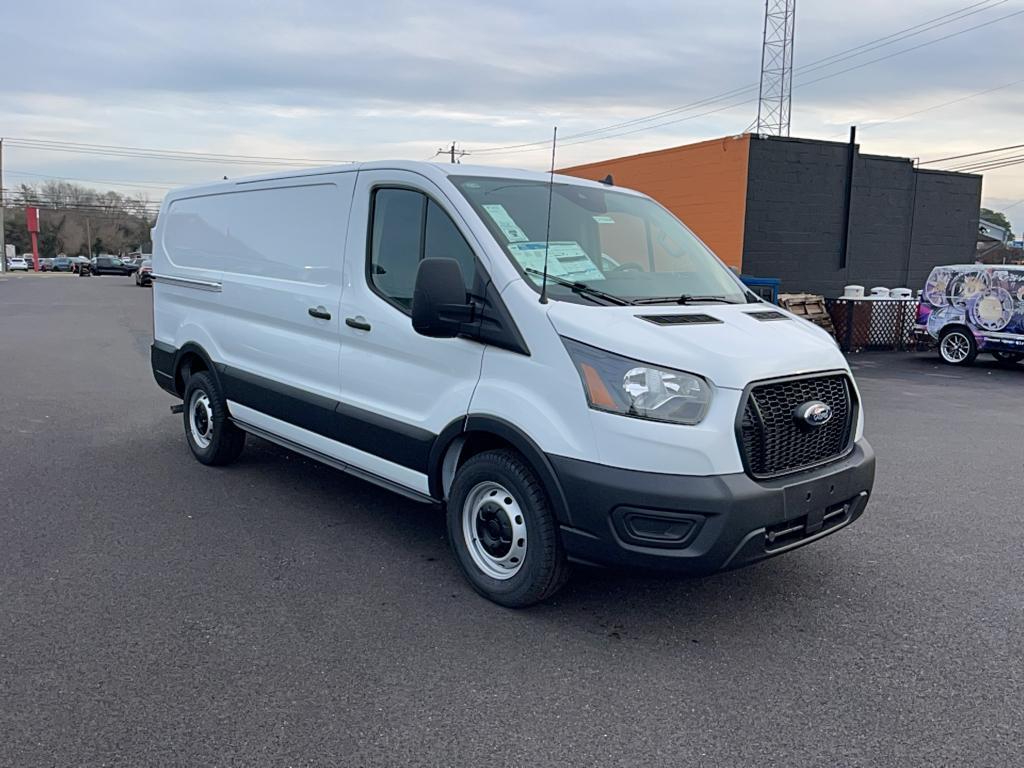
[25,207,41,271]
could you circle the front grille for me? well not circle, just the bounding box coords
[739,374,854,478]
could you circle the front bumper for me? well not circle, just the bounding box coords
[550,440,875,574]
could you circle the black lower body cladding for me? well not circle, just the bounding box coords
[550,441,875,574]
[151,342,876,577]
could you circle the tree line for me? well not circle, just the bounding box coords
[3,180,157,257]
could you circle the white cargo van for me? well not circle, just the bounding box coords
[150,162,875,606]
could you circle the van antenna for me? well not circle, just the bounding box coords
[539,126,557,305]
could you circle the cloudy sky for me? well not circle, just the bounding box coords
[3,0,1022,218]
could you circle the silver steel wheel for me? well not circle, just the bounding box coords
[462,481,527,580]
[189,390,214,449]
[940,331,971,363]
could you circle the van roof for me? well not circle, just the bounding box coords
[161,160,628,200]
[934,264,1024,271]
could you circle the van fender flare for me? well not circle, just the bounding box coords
[173,342,223,396]
[429,414,573,526]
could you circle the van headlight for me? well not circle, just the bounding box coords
[562,338,712,425]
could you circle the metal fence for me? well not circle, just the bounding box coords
[825,298,921,353]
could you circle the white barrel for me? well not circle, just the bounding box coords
[843,285,865,298]
[890,287,912,299]
[870,286,890,298]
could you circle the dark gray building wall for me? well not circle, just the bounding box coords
[905,170,983,290]
[741,136,982,296]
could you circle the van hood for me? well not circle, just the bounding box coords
[546,302,848,390]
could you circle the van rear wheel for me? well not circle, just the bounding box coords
[182,371,246,465]
[938,328,977,366]
[447,449,569,608]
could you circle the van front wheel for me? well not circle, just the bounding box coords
[182,371,246,465]
[447,449,569,608]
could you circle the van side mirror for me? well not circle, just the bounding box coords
[411,258,475,338]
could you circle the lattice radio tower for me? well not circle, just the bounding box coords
[755,0,796,136]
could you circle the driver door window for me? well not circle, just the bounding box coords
[369,188,476,310]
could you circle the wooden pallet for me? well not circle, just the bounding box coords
[779,293,836,335]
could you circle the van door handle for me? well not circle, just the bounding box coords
[308,306,332,320]
[345,316,372,331]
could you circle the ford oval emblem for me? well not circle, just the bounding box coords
[794,400,833,428]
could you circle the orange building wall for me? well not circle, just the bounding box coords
[559,135,751,270]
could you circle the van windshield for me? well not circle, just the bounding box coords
[452,175,749,306]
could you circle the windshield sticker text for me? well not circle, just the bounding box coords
[507,241,606,283]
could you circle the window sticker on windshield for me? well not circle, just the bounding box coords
[482,204,528,243]
[507,241,606,283]
[592,215,616,224]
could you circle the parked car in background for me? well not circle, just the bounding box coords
[40,257,55,271]
[51,256,73,272]
[135,259,153,286]
[70,256,91,274]
[915,264,1024,366]
[8,256,29,271]
[92,255,137,276]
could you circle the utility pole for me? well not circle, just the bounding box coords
[0,138,6,273]
[85,217,92,258]
[437,142,467,164]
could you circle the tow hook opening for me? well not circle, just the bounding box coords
[765,501,851,550]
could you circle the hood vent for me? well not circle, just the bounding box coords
[637,313,722,326]
[745,310,789,321]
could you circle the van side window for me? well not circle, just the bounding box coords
[370,189,425,307]
[369,188,476,310]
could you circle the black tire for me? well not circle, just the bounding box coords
[447,449,570,608]
[182,370,245,465]
[992,351,1023,364]
[938,327,977,366]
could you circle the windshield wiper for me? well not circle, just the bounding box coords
[524,269,631,306]
[631,294,741,306]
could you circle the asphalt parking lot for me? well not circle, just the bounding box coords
[2,273,1022,767]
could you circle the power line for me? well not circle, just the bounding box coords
[828,78,1024,139]
[3,208,161,219]
[469,0,1013,155]
[578,7,1024,152]
[0,191,162,210]
[5,137,353,164]
[920,142,1024,166]
[791,8,1024,91]
[4,137,357,167]
[4,143,327,167]
[5,169,176,191]
[944,155,1024,173]
[796,0,1004,70]
[485,97,758,157]
[495,3,1024,158]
